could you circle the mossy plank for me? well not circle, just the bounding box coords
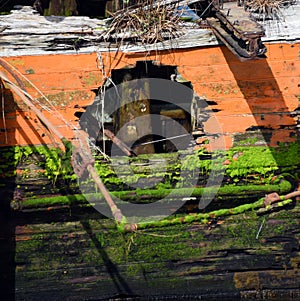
[9,201,300,300]
[1,143,299,299]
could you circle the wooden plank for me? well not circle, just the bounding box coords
[0,3,299,57]
[9,201,300,300]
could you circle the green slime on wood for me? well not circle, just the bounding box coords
[21,180,292,209]
[1,142,299,232]
[117,198,295,233]
[1,142,299,185]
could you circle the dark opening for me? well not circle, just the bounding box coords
[78,61,197,155]
[0,0,107,17]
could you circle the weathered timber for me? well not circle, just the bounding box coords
[7,199,300,300]
[208,1,267,60]
[0,139,299,299]
[43,0,78,16]
[0,3,299,57]
[118,77,155,155]
[2,142,299,209]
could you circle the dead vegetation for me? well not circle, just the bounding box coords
[244,0,296,20]
[101,0,186,45]
[101,0,298,46]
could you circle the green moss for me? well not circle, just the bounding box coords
[116,197,266,232]
[25,68,35,74]
[36,90,91,107]
[10,58,25,66]
[95,143,300,191]
[22,194,84,208]
[82,73,99,86]
[82,142,300,192]
[2,142,299,231]
[235,137,259,145]
[21,179,291,210]
[0,144,77,195]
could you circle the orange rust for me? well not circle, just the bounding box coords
[0,42,299,149]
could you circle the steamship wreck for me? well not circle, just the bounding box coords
[0,0,299,300]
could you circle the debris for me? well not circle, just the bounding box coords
[245,0,296,20]
[103,128,136,157]
[256,190,300,215]
[264,190,300,207]
[103,0,267,59]
[207,1,267,60]
[101,0,184,45]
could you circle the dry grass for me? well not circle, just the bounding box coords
[245,0,296,20]
[101,0,185,45]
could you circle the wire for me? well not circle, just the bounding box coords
[0,0,10,12]
[137,133,190,146]
[0,58,109,159]
[199,0,214,18]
